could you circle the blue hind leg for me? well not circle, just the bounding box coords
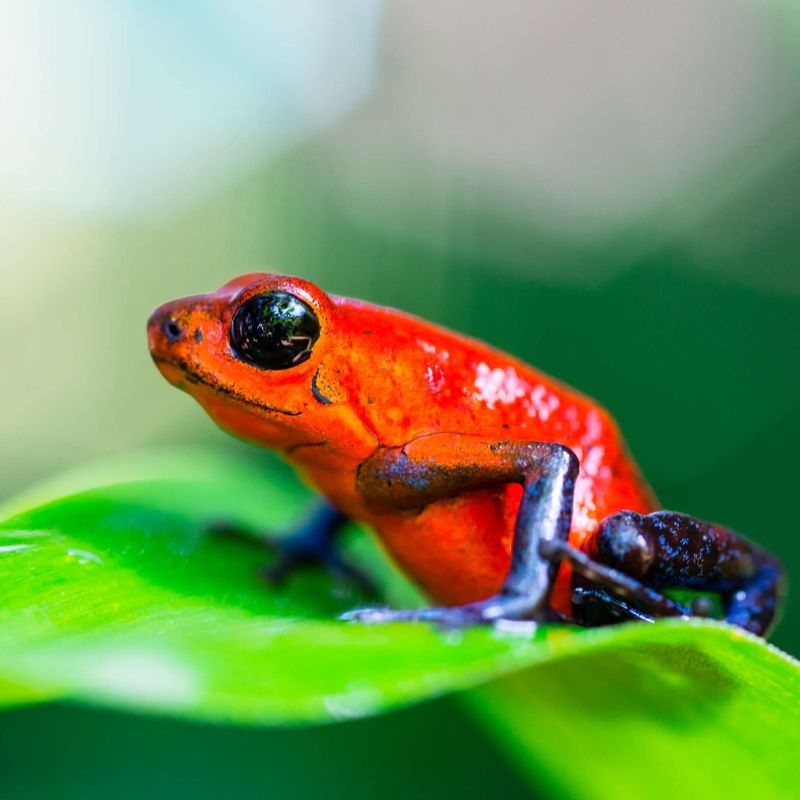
[575,510,786,636]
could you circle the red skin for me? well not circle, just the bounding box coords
[148,274,657,617]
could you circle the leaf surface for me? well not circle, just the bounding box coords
[0,448,797,797]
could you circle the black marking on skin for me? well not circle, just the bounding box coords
[286,440,327,455]
[194,329,203,343]
[311,369,333,405]
[152,355,302,416]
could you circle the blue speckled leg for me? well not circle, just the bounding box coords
[573,510,785,637]
[540,537,694,621]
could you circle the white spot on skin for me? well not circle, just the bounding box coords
[572,495,596,532]
[425,364,445,394]
[418,340,437,355]
[526,384,560,422]
[473,363,561,420]
[582,444,606,479]
[473,363,527,409]
[418,340,451,394]
[572,444,608,531]
[582,409,604,445]
[417,340,450,361]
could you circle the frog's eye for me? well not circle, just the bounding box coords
[230,291,321,370]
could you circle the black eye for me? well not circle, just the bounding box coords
[230,292,321,370]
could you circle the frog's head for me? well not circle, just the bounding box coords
[147,273,377,460]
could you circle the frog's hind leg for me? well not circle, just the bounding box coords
[544,511,785,637]
[540,536,695,623]
[210,500,379,597]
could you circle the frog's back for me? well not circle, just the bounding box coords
[322,297,658,608]
[334,297,656,518]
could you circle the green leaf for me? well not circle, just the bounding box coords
[0,445,575,722]
[468,624,800,800]
[0,448,798,798]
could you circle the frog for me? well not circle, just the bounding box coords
[147,273,785,636]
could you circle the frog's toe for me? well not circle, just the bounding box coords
[340,596,530,628]
[260,548,379,598]
[340,606,422,624]
[208,507,380,599]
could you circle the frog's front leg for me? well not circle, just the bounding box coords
[211,500,379,597]
[342,435,578,626]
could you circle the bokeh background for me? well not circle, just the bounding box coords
[1,2,799,797]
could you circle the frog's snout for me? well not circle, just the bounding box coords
[161,317,183,343]
[147,301,199,390]
[148,294,210,362]
[147,303,184,355]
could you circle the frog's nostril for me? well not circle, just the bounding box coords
[162,318,183,344]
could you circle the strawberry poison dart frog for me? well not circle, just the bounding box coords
[148,274,785,636]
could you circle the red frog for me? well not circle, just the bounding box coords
[148,273,784,636]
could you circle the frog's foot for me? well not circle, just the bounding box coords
[209,502,379,598]
[538,538,693,619]
[341,593,543,629]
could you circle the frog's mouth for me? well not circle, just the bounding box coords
[150,354,302,417]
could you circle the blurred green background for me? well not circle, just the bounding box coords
[1,2,799,797]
